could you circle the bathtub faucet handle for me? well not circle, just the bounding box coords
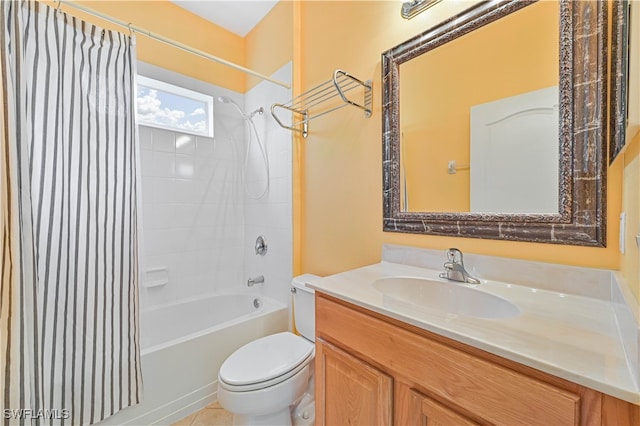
[247,275,265,287]
[255,235,268,256]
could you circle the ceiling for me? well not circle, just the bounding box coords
[170,0,279,37]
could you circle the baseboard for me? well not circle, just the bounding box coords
[100,381,217,425]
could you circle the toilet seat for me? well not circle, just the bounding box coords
[218,331,314,392]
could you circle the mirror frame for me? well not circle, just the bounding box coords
[610,0,630,163]
[382,0,607,247]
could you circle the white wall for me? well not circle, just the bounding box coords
[244,63,294,307]
[137,62,293,309]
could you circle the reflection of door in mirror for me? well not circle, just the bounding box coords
[399,0,558,213]
[470,86,559,214]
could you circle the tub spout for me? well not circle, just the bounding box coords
[247,275,265,287]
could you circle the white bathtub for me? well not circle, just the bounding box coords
[99,293,288,425]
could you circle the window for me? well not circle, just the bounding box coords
[136,75,214,137]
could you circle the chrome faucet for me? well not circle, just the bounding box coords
[439,248,480,285]
[247,275,264,287]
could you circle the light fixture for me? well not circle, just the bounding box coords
[401,0,442,19]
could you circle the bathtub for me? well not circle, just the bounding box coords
[99,293,288,425]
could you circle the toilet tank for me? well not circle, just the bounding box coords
[292,274,320,341]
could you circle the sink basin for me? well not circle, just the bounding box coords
[373,277,520,319]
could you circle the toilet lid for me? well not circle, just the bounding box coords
[219,332,314,387]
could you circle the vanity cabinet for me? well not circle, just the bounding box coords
[314,293,640,426]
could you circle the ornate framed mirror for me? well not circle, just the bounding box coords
[382,0,607,246]
[610,0,636,163]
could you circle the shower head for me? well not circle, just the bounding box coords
[217,96,263,119]
[217,95,234,104]
[217,95,247,119]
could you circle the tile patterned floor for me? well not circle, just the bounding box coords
[172,402,233,426]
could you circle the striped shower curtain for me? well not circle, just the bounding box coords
[0,1,142,425]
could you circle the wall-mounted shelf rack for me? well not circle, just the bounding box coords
[271,69,372,138]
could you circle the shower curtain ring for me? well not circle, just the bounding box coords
[127,23,134,37]
[56,0,62,13]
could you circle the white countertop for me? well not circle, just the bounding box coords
[310,261,640,405]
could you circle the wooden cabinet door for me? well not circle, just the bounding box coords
[315,338,392,426]
[420,394,481,426]
[396,385,481,426]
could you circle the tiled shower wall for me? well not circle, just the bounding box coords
[244,63,294,306]
[137,62,293,309]
[139,125,244,308]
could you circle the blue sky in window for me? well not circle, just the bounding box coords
[137,85,209,135]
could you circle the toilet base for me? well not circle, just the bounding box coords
[229,394,315,426]
[292,393,315,426]
[232,410,293,426]
[218,363,312,426]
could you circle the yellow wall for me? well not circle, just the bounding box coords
[64,0,247,93]
[619,0,640,302]
[296,1,623,277]
[38,0,637,299]
[621,134,640,301]
[51,0,294,95]
[245,1,293,90]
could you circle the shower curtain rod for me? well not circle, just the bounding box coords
[58,1,292,89]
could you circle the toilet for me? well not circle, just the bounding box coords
[217,274,319,426]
